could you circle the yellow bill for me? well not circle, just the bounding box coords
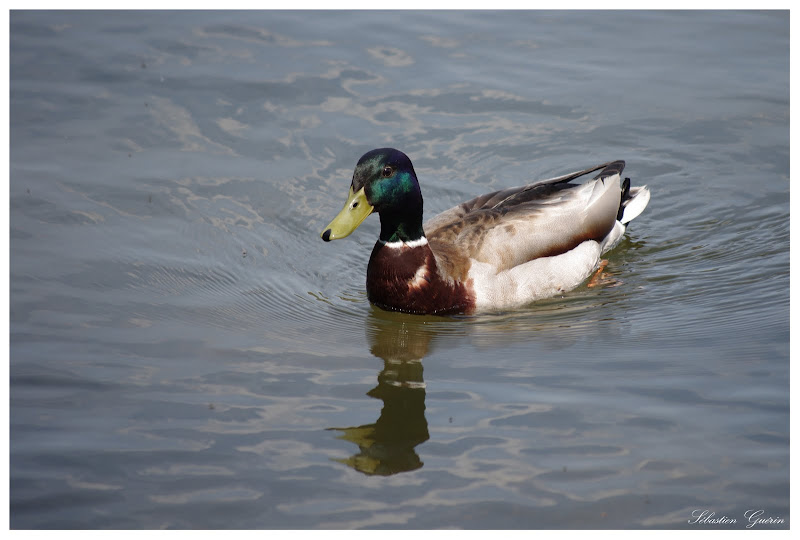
[320,186,373,242]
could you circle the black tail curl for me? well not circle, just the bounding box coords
[617,177,632,221]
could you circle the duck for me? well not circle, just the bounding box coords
[320,148,650,315]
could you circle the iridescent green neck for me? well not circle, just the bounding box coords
[371,170,425,243]
[379,210,425,243]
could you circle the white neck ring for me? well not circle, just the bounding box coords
[381,237,428,249]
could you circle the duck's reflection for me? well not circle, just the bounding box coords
[328,288,630,476]
[329,309,438,476]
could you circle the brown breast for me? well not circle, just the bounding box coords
[366,241,475,315]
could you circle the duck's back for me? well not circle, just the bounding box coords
[424,162,625,272]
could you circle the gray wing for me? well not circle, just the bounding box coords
[425,161,623,233]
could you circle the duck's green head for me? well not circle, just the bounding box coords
[320,148,424,243]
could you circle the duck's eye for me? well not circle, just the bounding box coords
[381,166,393,178]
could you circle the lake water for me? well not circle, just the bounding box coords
[9,10,789,529]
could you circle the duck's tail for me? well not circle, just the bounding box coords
[596,167,650,255]
[618,179,651,225]
[589,160,650,226]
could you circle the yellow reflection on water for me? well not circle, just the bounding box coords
[328,309,437,476]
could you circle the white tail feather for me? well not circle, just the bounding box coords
[600,221,626,254]
[620,186,650,224]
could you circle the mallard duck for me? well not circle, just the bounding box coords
[320,148,650,315]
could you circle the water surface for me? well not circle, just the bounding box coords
[9,10,789,529]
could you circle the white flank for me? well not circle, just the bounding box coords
[470,240,602,311]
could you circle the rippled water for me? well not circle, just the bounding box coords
[10,10,789,529]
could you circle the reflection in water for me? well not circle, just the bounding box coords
[329,291,630,476]
[329,310,438,476]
